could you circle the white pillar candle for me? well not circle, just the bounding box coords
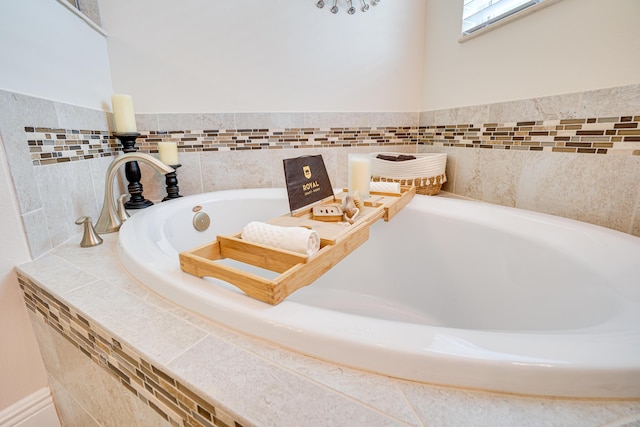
[348,153,371,199]
[111,94,137,133]
[158,141,179,165]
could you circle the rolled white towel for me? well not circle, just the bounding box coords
[370,181,401,194]
[241,221,320,256]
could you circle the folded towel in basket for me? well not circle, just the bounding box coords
[376,154,416,162]
[241,221,320,256]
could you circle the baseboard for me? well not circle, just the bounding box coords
[0,387,61,427]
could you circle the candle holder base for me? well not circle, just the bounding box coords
[114,132,154,210]
[163,164,183,201]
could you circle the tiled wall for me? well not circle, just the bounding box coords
[2,85,639,262]
[417,84,640,236]
[19,273,244,427]
[0,90,114,258]
[24,115,639,167]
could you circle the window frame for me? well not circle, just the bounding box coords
[459,0,562,42]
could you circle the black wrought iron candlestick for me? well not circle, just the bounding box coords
[114,132,154,209]
[163,164,183,201]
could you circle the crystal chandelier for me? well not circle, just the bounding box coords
[316,0,381,15]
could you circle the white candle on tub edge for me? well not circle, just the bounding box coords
[158,141,179,165]
[111,94,137,133]
[348,153,371,199]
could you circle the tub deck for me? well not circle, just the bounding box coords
[179,187,415,304]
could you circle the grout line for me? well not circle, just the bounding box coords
[394,380,427,427]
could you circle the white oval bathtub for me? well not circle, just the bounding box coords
[117,188,640,398]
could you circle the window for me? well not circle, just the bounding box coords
[462,0,545,35]
[55,0,104,30]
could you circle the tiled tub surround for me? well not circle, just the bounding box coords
[25,115,639,166]
[421,145,640,236]
[417,116,640,236]
[19,271,243,427]
[4,84,639,261]
[4,84,640,425]
[417,84,640,237]
[21,114,640,241]
[17,235,640,427]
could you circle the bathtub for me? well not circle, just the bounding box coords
[117,188,640,398]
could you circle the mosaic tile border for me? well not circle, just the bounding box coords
[25,127,120,166]
[26,126,419,165]
[18,274,245,427]
[26,115,639,166]
[136,127,419,153]
[420,116,640,154]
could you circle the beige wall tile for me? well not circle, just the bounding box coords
[34,161,100,247]
[234,112,305,129]
[419,111,435,127]
[156,113,235,131]
[44,316,172,427]
[368,112,420,127]
[168,335,403,426]
[28,311,64,385]
[49,376,101,427]
[433,104,491,126]
[62,280,207,365]
[19,254,97,294]
[20,209,53,259]
[516,153,640,233]
[450,148,525,207]
[580,84,640,118]
[0,91,56,214]
[201,149,274,192]
[135,114,160,132]
[399,381,640,427]
[55,102,109,131]
[303,112,372,128]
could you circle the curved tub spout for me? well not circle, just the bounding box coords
[95,152,174,234]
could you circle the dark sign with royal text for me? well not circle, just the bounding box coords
[283,155,334,213]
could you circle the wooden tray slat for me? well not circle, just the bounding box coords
[270,222,371,304]
[179,187,415,304]
[218,234,308,273]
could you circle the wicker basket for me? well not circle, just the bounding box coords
[371,152,447,196]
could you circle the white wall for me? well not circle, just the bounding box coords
[101,0,426,113]
[0,0,113,110]
[0,141,48,409]
[0,0,113,415]
[421,0,640,111]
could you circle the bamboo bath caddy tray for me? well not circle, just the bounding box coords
[179,186,415,305]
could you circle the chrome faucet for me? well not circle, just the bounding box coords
[95,152,174,233]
